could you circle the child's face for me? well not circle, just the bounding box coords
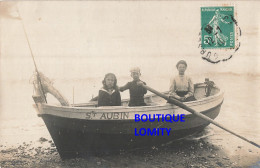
[105,75,115,89]
[131,72,140,81]
[177,64,187,74]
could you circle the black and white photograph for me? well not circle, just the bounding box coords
[0,1,259,167]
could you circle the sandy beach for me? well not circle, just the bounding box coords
[0,137,243,168]
[1,135,259,168]
[1,132,259,168]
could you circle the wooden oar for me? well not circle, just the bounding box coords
[140,84,260,149]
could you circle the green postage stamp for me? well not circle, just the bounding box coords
[201,7,235,49]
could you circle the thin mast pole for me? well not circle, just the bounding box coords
[16,7,47,103]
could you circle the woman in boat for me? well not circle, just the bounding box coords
[98,73,121,106]
[169,60,196,102]
[120,67,147,106]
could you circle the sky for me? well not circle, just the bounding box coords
[0,1,260,81]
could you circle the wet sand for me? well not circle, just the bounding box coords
[1,130,259,168]
[0,137,242,168]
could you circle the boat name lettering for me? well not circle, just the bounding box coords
[86,112,129,119]
[85,111,97,119]
[100,112,129,120]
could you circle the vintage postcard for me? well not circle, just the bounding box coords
[0,1,259,167]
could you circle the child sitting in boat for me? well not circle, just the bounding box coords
[169,60,196,102]
[98,73,121,106]
[120,67,147,106]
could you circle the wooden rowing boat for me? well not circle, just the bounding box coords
[32,77,224,159]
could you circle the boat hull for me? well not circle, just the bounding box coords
[41,102,222,159]
[33,84,224,159]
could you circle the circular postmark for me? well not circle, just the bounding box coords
[199,6,241,64]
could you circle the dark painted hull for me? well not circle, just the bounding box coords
[41,103,222,159]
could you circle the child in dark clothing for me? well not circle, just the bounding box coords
[120,67,147,106]
[98,73,121,106]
